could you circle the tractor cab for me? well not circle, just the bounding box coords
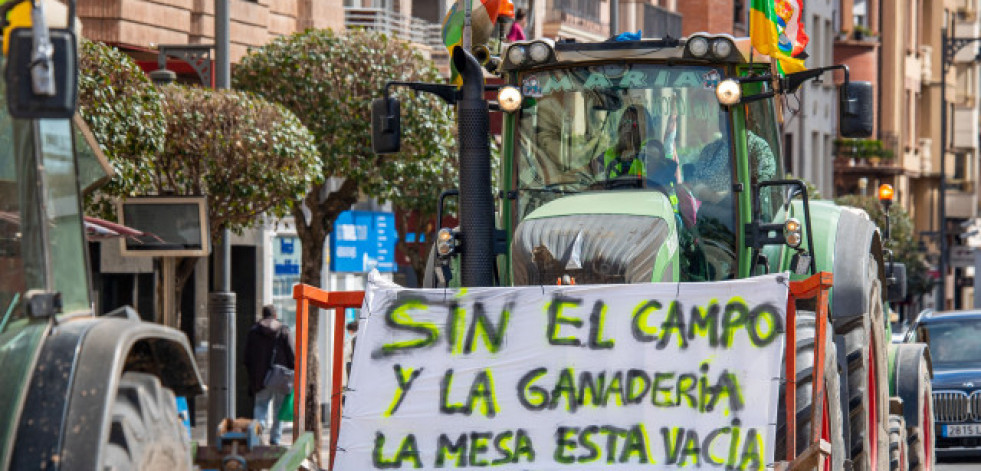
[371,34,873,289]
[502,36,788,284]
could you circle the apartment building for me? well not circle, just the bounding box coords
[834,0,981,310]
[78,0,345,64]
[783,0,839,197]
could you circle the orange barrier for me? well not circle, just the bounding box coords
[785,271,834,468]
[292,272,835,470]
[291,284,364,470]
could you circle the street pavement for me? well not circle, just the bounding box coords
[938,452,981,470]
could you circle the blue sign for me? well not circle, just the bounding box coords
[330,210,398,273]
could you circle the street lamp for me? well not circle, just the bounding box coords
[938,27,981,310]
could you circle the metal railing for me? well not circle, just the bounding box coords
[344,7,444,51]
[545,0,606,34]
[551,0,601,23]
[643,4,683,38]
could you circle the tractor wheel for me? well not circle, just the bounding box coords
[101,372,192,471]
[888,414,908,471]
[774,311,846,470]
[906,359,934,471]
[836,256,890,471]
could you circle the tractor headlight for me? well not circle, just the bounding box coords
[436,228,457,257]
[716,79,741,105]
[687,36,710,58]
[497,86,523,113]
[507,45,528,66]
[711,37,734,58]
[784,218,803,248]
[528,41,551,63]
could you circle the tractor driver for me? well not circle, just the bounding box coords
[598,104,649,181]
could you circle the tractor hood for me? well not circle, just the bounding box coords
[511,191,678,285]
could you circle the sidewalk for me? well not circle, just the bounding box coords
[191,414,334,469]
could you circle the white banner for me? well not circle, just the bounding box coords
[335,273,789,470]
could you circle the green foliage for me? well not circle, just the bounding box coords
[234,28,457,286]
[157,86,322,236]
[233,28,456,205]
[77,39,166,216]
[835,138,894,160]
[785,174,823,200]
[834,195,933,299]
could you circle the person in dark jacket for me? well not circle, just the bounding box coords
[244,304,295,445]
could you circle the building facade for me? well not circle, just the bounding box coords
[79,0,345,62]
[783,0,839,197]
[834,0,981,310]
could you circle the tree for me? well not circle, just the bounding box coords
[234,29,455,444]
[77,39,166,217]
[78,39,322,328]
[834,195,933,300]
[152,85,322,325]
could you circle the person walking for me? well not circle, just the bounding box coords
[244,305,294,445]
[343,320,359,383]
[507,8,527,41]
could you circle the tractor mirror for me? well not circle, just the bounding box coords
[371,96,401,154]
[6,28,78,119]
[886,262,908,303]
[839,81,874,138]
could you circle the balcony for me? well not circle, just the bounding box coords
[907,137,933,175]
[834,138,904,177]
[905,52,922,91]
[920,45,933,83]
[947,190,978,219]
[544,0,607,41]
[344,7,444,51]
[953,108,979,148]
[642,4,682,39]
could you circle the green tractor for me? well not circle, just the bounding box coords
[0,1,204,469]
[374,34,934,470]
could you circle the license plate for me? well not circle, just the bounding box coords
[943,424,981,437]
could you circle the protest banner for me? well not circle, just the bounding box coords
[334,272,789,470]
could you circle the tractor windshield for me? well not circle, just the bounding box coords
[513,63,739,279]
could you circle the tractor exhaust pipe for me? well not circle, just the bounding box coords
[452,46,494,287]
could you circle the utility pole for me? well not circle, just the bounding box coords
[207,0,236,446]
[939,26,948,311]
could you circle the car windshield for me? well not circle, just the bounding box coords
[917,318,981,366]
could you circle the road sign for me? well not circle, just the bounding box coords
[330,210,397,273]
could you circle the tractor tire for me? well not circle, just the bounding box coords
[906,359,934,471]
[889,414,908,471]
[835,255,890,471]
[101,372,192,471]
[774,311,846,470]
